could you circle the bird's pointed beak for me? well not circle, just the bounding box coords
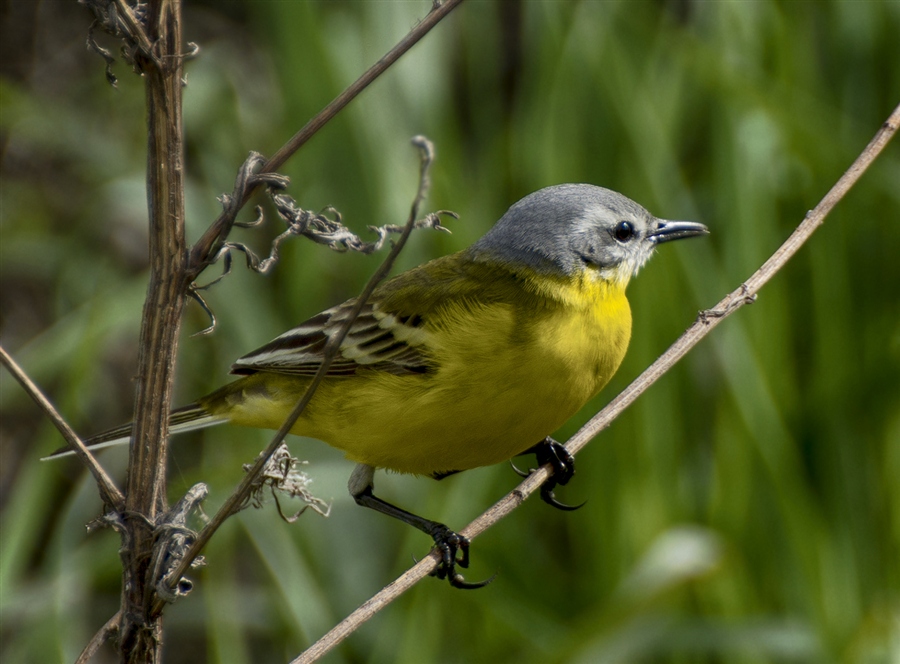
[648,219,709,244]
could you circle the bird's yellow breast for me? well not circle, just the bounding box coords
[219,268,631,476]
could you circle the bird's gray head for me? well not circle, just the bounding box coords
[470,184,708,285]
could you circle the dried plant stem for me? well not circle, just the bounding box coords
[75,611,121,664]
[120,0,188,660]
[292,102,900,664]
[154,138,440,611]
[0,345,125,511]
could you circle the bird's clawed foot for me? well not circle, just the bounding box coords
[351,466,494,591]
[426,524,494,589]
[515,437,586,512]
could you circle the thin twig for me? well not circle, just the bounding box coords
[264,5,461,174]
[154,137,441,611]
[187,0,465,280]
[568,100,900,456]
[75,610,121,664]
[291,102,900,664]
[0,344,125,512]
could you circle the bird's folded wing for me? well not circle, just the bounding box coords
[230,299,433,377]
[230,254,515,378]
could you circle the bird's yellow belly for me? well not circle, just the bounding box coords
[220,277,631,476]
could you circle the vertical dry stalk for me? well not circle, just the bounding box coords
[119,0,187,660]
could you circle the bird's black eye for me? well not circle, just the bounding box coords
[613,221,635,242]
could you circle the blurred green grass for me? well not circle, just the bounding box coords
[2,1,898,662]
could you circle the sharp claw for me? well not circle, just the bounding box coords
[541,484,587,511]
[428,566,495,589]
[449,571,496,589]
[456,540,471,569]
[509,459,529,478]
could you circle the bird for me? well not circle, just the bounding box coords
[66,183,708,588]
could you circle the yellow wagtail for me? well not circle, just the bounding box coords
[71,184,708,587]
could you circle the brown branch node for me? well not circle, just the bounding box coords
[81,0,159,82]
[151,483,209,603]
[698,284,757,324]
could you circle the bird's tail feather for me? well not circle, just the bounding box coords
[41,403,228,460]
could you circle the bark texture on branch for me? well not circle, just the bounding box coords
[120,0,188,660]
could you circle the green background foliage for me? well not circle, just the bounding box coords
[2,1,898,662]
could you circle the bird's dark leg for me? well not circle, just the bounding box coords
[518,437,585,511]
[347,464,492,589]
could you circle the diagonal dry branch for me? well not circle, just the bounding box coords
[159,1,468,606]
[153,136,445,613]
[568,101,900,456]
[291,102,900,664]
[0,345,125,511]
[187,0,466,282]
[75,610,121,664]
